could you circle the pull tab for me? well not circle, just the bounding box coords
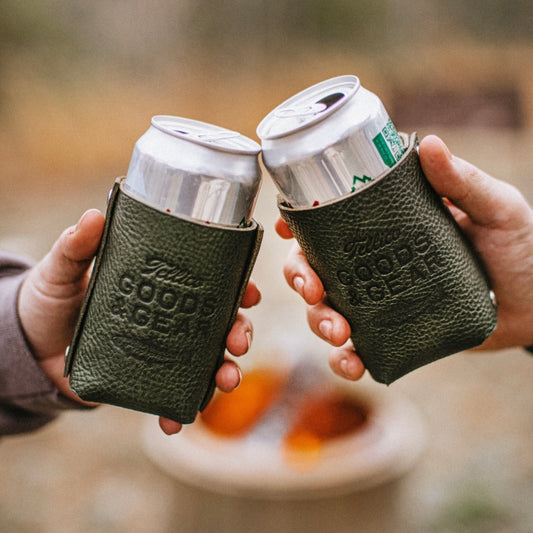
[196,131,241,143]
[274,103,327,119]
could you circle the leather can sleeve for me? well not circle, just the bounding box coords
[65,178,263,423]
[279,133,497,384]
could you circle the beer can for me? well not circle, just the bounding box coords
[125,115,262,226]
[257,75,404,207]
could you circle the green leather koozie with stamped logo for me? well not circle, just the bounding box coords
[279,133,497,385]
[65,178,263,423]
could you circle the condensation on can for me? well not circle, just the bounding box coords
[125,116,262,227]
[257,75,404,207]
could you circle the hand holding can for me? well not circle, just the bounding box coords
[258,76,497,384]
[65,117,263,423]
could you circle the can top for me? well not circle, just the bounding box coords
[152,115,260,155]
[256,75,360,141]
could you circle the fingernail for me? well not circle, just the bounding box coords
[68,218,83,236]
[339,357,363,380]
[318,320,332,340]
[235,366,243,389]
[339,357,358,379]
[293,275,304,296]
[246,330,253,351]
[73,210,91,234]
[441,139,453,160]
[339,358,350,377]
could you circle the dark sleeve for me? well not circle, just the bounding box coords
[0,251,86,435]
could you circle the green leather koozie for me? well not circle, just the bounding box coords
[65,178,263,423]
[279,133,497,384]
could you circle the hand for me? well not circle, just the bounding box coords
[418,135,533,351]
[275,220,363,381]
[276,134,533,380]
[18,209,261,435]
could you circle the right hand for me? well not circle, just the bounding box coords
[276,134,533,380]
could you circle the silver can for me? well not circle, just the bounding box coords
[125,115,262,226]
[257,75,404,207]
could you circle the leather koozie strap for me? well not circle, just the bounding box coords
[279,133,497,384]
[66,178,263,423]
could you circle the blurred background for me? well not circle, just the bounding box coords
[1,1,532,532]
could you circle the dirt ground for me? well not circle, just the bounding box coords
[1,126,532,532]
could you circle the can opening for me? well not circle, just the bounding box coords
[316,92,345,110]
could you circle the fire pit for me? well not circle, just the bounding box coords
[142,359,426,500]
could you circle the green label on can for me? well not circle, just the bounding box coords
[372,119,404,168]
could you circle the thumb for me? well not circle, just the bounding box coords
[275,217,294,239]
[37,209,105,288]
[419,135,526,229]
[18,209,105,360]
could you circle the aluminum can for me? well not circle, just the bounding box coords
[125,115,262,226]
[257,75,404,207]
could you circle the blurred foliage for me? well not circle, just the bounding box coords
[0,0,86,63]
[1,0,532,73]
[183,0,388,52]
[0,0,532,179]
[0,0,90,85]
[445,0,533,41]
[433,488,513,533]
[0,0,68,47]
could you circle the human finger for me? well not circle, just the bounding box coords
[159,418,183,435]
[419,135,528,229]
[306,298,351,347]
[275,217,294,239]
[225,311,253,356]
[214,358,243,393]
[283,242,325,305]
[18,210,105,359]
[240,279,261,308]
[38,209,105,287]
[328,341,366,381]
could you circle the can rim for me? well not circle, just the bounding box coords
[257,75,360,141]
[152,115,261,155]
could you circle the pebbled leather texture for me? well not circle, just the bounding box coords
[65,178,263,423]
[279,133,497,384]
